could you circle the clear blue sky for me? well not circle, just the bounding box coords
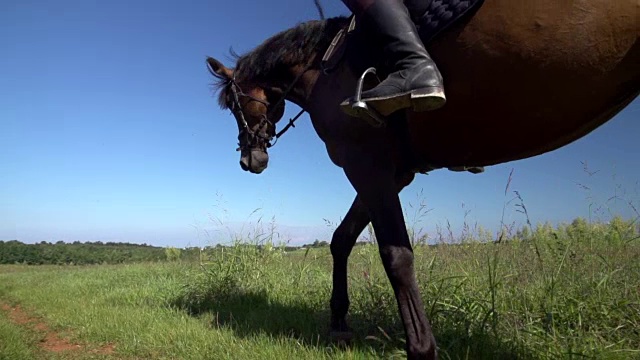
[2,0,638,247]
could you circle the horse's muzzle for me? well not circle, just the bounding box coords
[239,148,269,174]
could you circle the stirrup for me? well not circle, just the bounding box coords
[346,67,386,128]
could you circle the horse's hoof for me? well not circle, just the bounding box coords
[330,330,354,346]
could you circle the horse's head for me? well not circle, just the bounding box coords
[206,57,285,174]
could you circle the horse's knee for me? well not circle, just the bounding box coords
[330,225,355,259]
[379,246,415,279]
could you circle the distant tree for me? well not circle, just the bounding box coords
[165,247,182,262]
[303,239,329,248]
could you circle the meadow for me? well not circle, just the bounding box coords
[1,216,638,360]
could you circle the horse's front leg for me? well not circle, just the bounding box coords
[329,195,370,343]
[343,154,437,360]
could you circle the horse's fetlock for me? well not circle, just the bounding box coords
[407,344,437,360]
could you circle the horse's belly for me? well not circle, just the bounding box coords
[407,0,639,167]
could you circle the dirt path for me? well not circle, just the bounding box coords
[1,302,115,357]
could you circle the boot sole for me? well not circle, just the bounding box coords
[341,87,446,125]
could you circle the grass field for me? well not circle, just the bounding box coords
[1,218,639,360]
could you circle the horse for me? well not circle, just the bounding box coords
[205,0,639,358]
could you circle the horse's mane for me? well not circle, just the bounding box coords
[212,16,350,109]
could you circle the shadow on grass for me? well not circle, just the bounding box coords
[170,284,538,359]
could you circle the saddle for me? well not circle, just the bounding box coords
[322,0,485,77]
[321,0,486,175]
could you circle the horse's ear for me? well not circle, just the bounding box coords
[206,57,233,80]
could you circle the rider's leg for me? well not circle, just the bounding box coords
[340,0,446,118]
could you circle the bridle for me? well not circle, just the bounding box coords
[227,63,312,153]
[228,78,275,152]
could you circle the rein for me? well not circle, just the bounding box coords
[264,63,312,147]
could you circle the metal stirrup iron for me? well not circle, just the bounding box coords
[350,67,386,128]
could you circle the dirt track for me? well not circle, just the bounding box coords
[1,302,115,357]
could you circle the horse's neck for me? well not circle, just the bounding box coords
[276,63,321,110]
[280,17,353,109]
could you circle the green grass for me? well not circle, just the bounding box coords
[0,218,639,359]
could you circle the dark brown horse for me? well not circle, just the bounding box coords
[205,0,638,358]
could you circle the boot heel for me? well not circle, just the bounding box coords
[411,88,446,112]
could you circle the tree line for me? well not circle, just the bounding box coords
[0,240,167,265]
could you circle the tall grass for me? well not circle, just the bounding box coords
[171,217,639,360]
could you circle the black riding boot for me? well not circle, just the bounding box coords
[340,0,446,118]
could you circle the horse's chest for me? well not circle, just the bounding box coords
[308,120,344,168]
